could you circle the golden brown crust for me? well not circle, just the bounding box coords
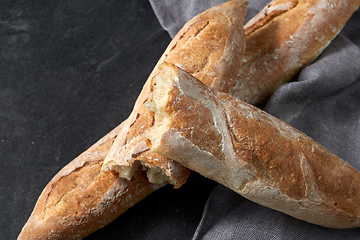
[164,0,248,93]
[17,124,161,240]
[231,0,360,105]
[146,63,360,229]
[102,0,248,188]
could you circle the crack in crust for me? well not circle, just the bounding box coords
[186,21,210,43]
[43,161,109,220]
[245,0,299,36]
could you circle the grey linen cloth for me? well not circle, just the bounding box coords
[149,0,360,239]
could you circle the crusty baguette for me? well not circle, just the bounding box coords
[235,0,360,105]
[102,0,249,187]
[18,1,249,239]
[146,62,360,229]
[17,123,162,240]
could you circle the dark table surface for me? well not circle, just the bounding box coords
[0,0,217,239]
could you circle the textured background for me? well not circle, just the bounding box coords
[2,0,360,239]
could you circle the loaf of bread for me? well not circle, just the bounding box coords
[102,0,249,187]
[236,0,360,105]
[18,1,249,239]
[146,62,360,229]
[17,124,162,240]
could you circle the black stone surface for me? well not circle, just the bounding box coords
[0,0,216,239]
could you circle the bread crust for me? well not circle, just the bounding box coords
[146,63,360,229]
[230,0,360,105]
[102,0,249,188]
[17,124,162,240]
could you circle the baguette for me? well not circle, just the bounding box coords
[18,1,249,239]
[236,0,360,105]
[17,123,162,240]
[146,62,360,229]
[102,0,249,187]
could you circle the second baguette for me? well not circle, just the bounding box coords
[102,0,249,187]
